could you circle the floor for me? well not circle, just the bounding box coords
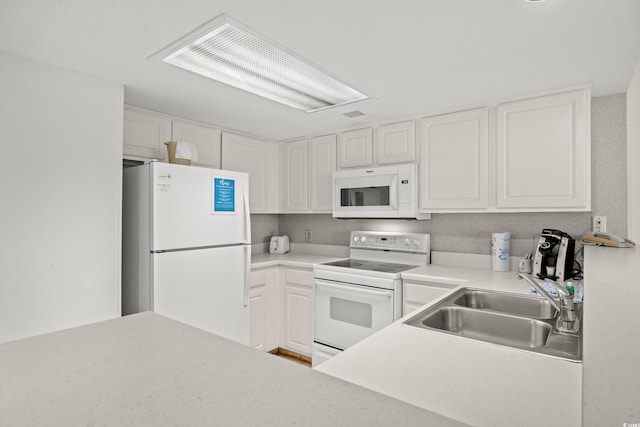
[270,348,311,368]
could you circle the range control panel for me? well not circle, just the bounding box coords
[350,231,430,253]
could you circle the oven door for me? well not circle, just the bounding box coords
[314,279,395,350]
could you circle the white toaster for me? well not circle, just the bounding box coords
[269,235,290,254]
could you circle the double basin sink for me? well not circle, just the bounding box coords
[404,287,582,361]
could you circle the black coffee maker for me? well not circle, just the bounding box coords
[532,229,575,282]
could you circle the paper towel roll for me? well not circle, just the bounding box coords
[175,142,198,162]
[491,232,511,272]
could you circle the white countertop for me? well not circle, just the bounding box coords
[402,263,535,294]
[0,312,466,427]
[251,252,344,269]
[317,262,583,427]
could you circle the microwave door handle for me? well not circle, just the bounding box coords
[390,175,398,209]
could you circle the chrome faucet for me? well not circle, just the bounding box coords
[517,273,580,334]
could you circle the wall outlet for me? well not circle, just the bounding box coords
[592,215,607,233]
[304,229,312,242]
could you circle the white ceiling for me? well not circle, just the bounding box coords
[1,0,639,141]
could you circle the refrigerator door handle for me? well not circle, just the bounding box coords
[242,177,251,244]
[243,244,251,307]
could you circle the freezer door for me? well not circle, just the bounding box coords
[153,245,250,345]
[151,162,251,251]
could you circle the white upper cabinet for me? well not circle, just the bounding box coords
[123,106,221,168]
[123,106,171,160]
[309,134,337,212]
[171,119,221,168]
[337,128,373,168]
[377,120,416,165]
[418,86,591,213]
[222,132,279,213]
[496,88,590,211]
[420,108,489,211]
[281,139,309,211]
[281,135,336,213]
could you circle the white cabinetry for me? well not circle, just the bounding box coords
[281,139,308,211]
[280,267,314,357]
[281,135,336,213]
[338,121,416,169]
[419,108,489,211]
[403,281,457,316]
[418,87,591,213]
[337,128,373,168]
[376,120,416,165]
[123,106,221,168]
[171,119,221,168]
[222,132,279,213]
[496,88,590,210]
[249,267,279,352]
[123,106,171,160]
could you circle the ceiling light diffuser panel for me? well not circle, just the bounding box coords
[149,14,368,113]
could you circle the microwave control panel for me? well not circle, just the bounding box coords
[398,167,414,216]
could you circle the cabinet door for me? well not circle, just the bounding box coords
[249,267,279,352]
[123,106,171,160]
[420,108,489,211]
[309,134,336,211]
[281,268,313,356]
[172,119,221,168]
[281,139,308,211]
[377,120,416,164]
[221,133,271,212]
[403,281,455,316]
[249,274,268,351]
[337,128,373,168]
[496,88,590,210]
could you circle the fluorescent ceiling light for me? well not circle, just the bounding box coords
[149,14,368,113]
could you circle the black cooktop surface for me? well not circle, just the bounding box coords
[321,258,417,274]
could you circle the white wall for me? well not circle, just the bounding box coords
[0,52,123,343]
[628,62,640,242]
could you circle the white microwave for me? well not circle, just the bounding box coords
[333,163,430,219]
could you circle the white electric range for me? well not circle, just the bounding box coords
[312,231,430,367]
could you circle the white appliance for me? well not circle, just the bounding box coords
[332,163,430,220]
[269,235,290,254]
[312,231,430,367]
[122,161,251,345]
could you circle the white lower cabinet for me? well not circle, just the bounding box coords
[249,267,279,352]
[402,281,457,316]
[280,268,314,357]
[249,265,314,357]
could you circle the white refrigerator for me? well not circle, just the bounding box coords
[122,161,251,345]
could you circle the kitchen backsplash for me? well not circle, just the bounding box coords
[253,93,628,258]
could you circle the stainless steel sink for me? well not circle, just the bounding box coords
[418,307,552,348]
[404,287,582,361]
[452,289,557,319]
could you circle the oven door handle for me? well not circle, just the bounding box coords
[315,280,393,298]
